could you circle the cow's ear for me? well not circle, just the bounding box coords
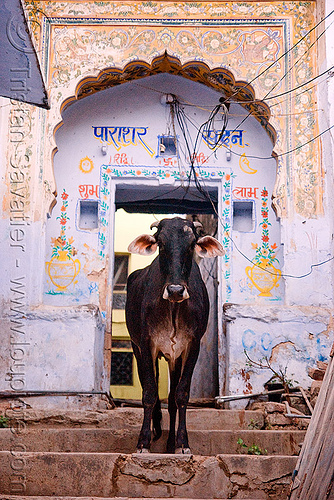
[128,234,158,255]
[195,236,225,258]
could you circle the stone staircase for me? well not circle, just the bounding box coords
[0,407,305,499]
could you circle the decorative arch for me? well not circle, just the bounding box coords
[48,52,280,215]
[76,51,276,145]
[63,52,276,144]
[25,1,321,223]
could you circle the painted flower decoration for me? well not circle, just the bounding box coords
[252,187,279,267]
[51,189,76,259]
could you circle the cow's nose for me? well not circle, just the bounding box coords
[163,284,190,302]
[167,284,185,297]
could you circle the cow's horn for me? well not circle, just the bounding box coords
[193,221,203,229]
[150,221,160,230]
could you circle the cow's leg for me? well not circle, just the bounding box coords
[175,340,200,454]
[132,341,158,452]
[167,356,182,453]
[152,359,162,442]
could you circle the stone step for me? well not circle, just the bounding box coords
[0,497,250,500]
[4,407,265,431]
[0,495,250,500]
[0,451,296,499]
[0,428,305,456]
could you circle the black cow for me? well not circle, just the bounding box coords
[125,217,224,453]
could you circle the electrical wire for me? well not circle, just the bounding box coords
[221,124,334,161]
[164,94,334,281]
[106,11,334,279]
[193,170,334,280]
[129,12,334,145]
[115,15,334,281]
[116,94,334,281]
[225,227,334,279]
[268,73,331,111]
[207,71,332,159]
[23,0,334,280]
[203,13,334,158]
[174,88,334,163]
[257,19,334,104]
[222,9,334,107]
[262,65,334,103]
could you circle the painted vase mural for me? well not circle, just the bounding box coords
[46,190,81,291]
[246,188,281,297]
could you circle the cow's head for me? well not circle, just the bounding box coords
[128,217,224,303]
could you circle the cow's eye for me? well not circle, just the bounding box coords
[157,235,166,247]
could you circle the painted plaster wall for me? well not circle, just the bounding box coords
[225,304,332,399]
[30,0,323,222]
[0,306,103,392]
[0,1,333,409]
[0,95,108,407]
[46,74,281,307]
[46,73,285,397]
[318,0,334,308]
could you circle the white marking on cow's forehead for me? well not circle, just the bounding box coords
[183,225,193,234]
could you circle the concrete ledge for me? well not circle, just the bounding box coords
[0,451,297,499]
[0,497,236,500]
[0,428,305,455]
[223,303,332,324]
[1,407,265,430]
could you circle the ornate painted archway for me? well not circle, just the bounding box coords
[50,53,281,215]
[69,52,275,143]
[23,0,320,220]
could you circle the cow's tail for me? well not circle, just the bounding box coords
[152,359,162,441]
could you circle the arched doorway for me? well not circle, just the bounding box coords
[45,66,281,399]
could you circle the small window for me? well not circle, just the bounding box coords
[233,201,254,232]
[78,200,99,229]
[159,135,177,156]
[110,351,133,385]
[114,255,129,291]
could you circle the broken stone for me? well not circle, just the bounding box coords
[264,402,286,414]
[248,402,268,412]
[310,380,322,394]
[308,367,326,381]
[309,380,322,407]
[266,413,298,427]
[120,453,196,485]
[317,360,328,371]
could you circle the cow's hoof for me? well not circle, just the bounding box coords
[175,447,192,454]
[136,447,150,453]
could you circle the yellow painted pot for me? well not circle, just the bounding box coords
[246,260,281,297]
[46,250,81,291]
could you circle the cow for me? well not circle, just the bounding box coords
[125,217,224,453]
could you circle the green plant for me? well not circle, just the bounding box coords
[0,416,9,428]
[237,438,267,455]
[244,349,299,404]
[248,418,262,430]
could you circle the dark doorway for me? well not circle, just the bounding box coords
[112,182,220,398]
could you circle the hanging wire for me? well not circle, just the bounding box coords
[120,11,334,278]
[192,169,334,280]
[166,93,334,280]
[198,13,334,157]
[221,9,334,108]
